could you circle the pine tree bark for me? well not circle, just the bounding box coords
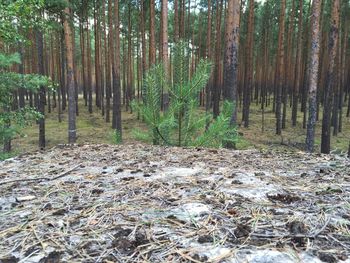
[63,4,77,144]
[161,0,169,108]
[275,0,286,135]
[86,19,93,114]
[149,0,156,66]
[321,0,340,154]
[94,1,101,108]
[205,0,212,112]
[242,0,254,127]
[106,0,113,122]
[223,0,241,125]
[292,0,303,126]
[126,3,132,111]
[174,0,179,42]
[283,0,295,129]
[36,29,46,149]
[140,0,147,77]
[161,0,169,76]
[213,0,223,118]
[306,0,322,152]
[112,0,122,136]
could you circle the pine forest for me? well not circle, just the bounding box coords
[1,0,350,262]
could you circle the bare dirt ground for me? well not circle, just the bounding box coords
[1,144,350,263]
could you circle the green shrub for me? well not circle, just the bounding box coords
[132,41,238,148]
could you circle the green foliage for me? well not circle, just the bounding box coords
[0,0,45,42]
[0,151,18,161]
[133,41,239,148]
[194,101,239,148]
[0,52,50,152]
[0,108,43,146]
[111,130,123,145]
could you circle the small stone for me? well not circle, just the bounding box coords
[232,180,243,185]
[318,252,337,263]
[197,235,214,243]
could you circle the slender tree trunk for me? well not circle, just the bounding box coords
[18,46,25,108]
[306,0,322,152]
[94,1,101,108]
[106,0,112,122]
[321,0,340,154]
[112,0,122,137]
[80,19,87,106]
[292,0,303,126]
[205,0,212,113]
[63,4,77,144]
[283,0,295,129]
[213,0,223,118]
[60,29,66,113]
[140,0,147,77]
[174,0,179,42]
[149,0,156,66]
[224,0,241,127]
[36,29,46,149]
[161,0,169,108]
[86,19,93,114]
[275,0,286,135]
[242,0,254,127]
[100,0,106,117]
[3,106,11,152]
[126,3,132,111]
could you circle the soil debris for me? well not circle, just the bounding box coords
[0,144,350,262]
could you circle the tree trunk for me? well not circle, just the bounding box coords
[321,0,340,154]
[63,4,77,144]
[223,0,241,127]
[161,0,169,109]
[174,0,179,42]
[86,19,93,114]
[292,0,303,126]
[275,0,286,135]
[149,0,156,66]
[112,0,122,137]
[94,1,101,108]
[36,30,46,149]
[213,0,223,118]
[306,0,322,152]
[140,0,147,77]
[242,0,254,127]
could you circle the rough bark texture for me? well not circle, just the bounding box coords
[149,0,156,66]
[86,19,93,114]
[140,0,147,77]
[112,0,122,136]
[36,30,46,149]
[321,0,340,154]
[242,0,254,128]
[292,0,304,126]
[205,0,212,113]
[174,0,179,42]
[275,0,286,135]
[306,0,321,153]
[161,0,169,77]
[213,0,223,118]
[223,0,241,125]
[63,5,77,144]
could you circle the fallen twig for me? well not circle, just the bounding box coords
[0,164,81,186]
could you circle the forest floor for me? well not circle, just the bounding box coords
[1,144,350,262]
[11,97,350,155]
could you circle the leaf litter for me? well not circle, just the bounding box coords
[0,144,350,262]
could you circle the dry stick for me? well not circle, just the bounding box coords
[251,216,331,239]
[0,164,81,186]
